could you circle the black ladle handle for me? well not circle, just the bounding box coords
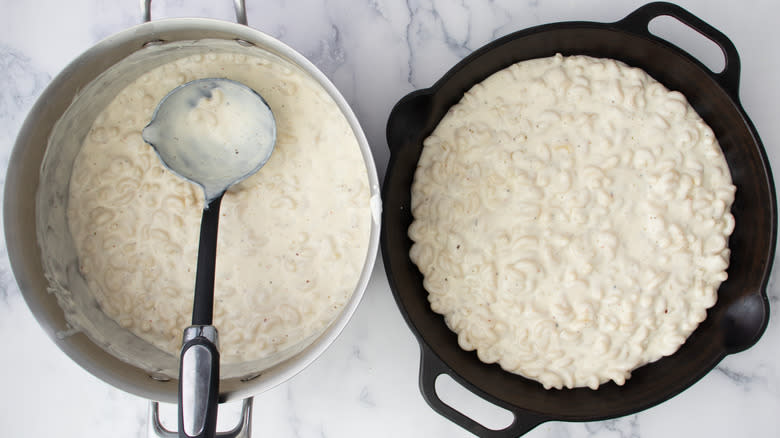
[179,194,224,438]
[192,195,223,326]
[179,326,220,438]
[615,1,741,98]
[419,344,546,437]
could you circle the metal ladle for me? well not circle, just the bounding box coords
[142,78,276,438]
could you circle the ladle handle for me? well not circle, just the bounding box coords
[178,326,220,438]
[141,0,248,25]
[192,196,223,325]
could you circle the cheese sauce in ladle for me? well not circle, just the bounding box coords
[143,78,276,203]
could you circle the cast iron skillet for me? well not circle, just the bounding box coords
[381,2,776,437]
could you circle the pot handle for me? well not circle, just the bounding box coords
[148,398,253,438]
[141,0,248,25]
[615,1,741,98]
[418,343,545,438]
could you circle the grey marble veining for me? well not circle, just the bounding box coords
[1,0,779,437]
[0,45,50,304]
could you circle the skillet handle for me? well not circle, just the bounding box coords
[615,1,741,98]
[141,0,248,25]
[386,90,434,157]
[419,343,545,438]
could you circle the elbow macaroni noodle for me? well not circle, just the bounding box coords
[409,54,735,389]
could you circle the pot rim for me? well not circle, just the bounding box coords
[5,16,381,403]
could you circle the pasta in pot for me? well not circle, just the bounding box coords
[409,54,735,390]
[67,45,372,365]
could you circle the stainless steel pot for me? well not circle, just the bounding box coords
[4,1,380,436]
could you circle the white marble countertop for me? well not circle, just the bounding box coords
[1,0,778,436]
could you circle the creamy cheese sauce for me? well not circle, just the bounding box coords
[409,54,735,389]
[67,48,371,364]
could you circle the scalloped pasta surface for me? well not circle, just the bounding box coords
[68,50,371,364]
[409,54,735,389]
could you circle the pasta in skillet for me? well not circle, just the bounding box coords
[409,54,735,389]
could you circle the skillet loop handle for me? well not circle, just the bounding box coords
[419,344,545,438]
[386,90,434,157]
[141,0,248,25]
[616,1,741,98]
